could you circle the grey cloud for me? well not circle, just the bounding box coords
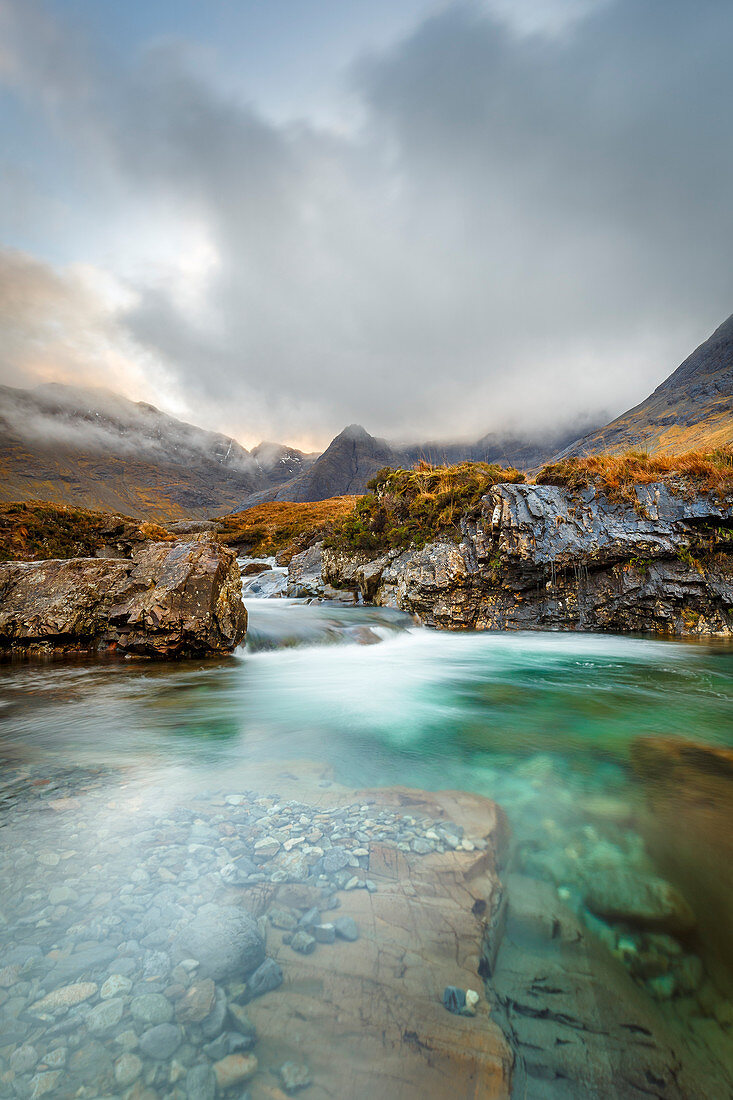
[1,0,732,446]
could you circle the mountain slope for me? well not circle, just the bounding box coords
[556,315,733,458]
[0,383,312,521]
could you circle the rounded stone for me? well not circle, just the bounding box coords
[212,1053,258,1090]
[130,992,174,1026]
[86,997,125,1035]
[114,1052,143,1087]
[186,1062,216,1100]
[100,974,133,1000]
[334,916,359,942]
[173,904,265,981]
[139,1023,182,1061]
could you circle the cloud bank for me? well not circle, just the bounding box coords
[0,0,732,447]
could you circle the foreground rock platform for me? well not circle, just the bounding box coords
[0,538,246,659]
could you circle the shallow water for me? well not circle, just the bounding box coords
[1,592,732,1097]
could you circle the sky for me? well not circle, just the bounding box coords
[0,0,732,451]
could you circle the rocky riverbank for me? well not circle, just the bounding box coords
[319,480,733,635]
[0,539,246,659]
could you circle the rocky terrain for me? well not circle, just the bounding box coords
[0,759,728,1100]
[0,539,246,659]
[319,477,733,636]
[557,313,733,458]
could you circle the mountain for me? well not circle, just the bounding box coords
[245,424,399,505]
[0,383,314,520]
[554,314,733,459]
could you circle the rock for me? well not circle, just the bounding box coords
[100,973,133,999]
[30,982,98,1015]
[273,849,310,881]
[0,540,247,659]
[631,737,733,988]
[442,987,466,1014]
[131,992,174,1026]
[247,958,283,997]
[10,1047,38,1074]
[323,847,350,873]
[212,1053,258,1089]
[42,944,116,988]
[139,1023,182,1060]
[290,931,316,955]
[585,870,696,934]
[269,907,298,931]
[323,481,733,636]
[85,996,125,1035]
[173,904,265,981]
[48,885,78,905]
[254,836,281,859]
[200,988,228,1040]
[176,978,216,1024]
[28,1071,62,1099]
[186,1063,216,1100]
[334,916,359,942]
[114,1052,143,1087]
[313,923,336,944]
[241,561,270,576]
[279,1061,312,1092]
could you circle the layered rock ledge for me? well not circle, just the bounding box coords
[321,481,733,635]
[0,539,246,659]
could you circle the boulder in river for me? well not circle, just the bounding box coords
[0,538,246,658]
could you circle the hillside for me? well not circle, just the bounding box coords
[556,314,733,458]
[0,384,314,521]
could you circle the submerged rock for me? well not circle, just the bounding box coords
[173,904,265,981]
[0,539,247,658]
[585,870,696,934]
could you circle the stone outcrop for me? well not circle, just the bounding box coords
[631,737,733,995]
[0,539,247,658]
[323,480,733,635]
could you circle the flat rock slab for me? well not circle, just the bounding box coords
[237,770,513,1100]
[0,539,246,658]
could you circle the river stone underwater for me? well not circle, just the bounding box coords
[0,586,732,1098]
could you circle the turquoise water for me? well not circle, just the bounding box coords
[1,595,732,1096]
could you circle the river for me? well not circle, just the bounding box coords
[0,573,731,1098]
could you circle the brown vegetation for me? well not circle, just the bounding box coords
[326,461,525,556]
[536,446,733,503]
[216,497,358,563]
[0,501,175,562]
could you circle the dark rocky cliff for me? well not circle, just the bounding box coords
[322,481,733,636]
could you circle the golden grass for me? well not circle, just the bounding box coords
[327,461,525,555]
[535,446,733,503]
[0,500,174,562]
[216,497,358,563]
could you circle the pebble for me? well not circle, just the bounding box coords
[100,973,133,999]
[291,931,316,955]
[280,1060,312,1092]
[254,836,281,859]
[176,978,216,1024]
[131,992,174,1026]
[139,1023,182,1060]
[212,1053,258,1089]
[10,1046,39,1074]
[86,997,125,1035]
[313,923,336,944]
[186,1062,216,1100]
[114,1051,143,1086]
[334,917,359,942]
[30,982,98,1015]
[248,957,283,997]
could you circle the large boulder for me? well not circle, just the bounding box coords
[172,904,265,981]
[0,539,246,658]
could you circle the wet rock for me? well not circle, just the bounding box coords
[268,907,298,931]
[86,996,125,1035]
[176,979,216,1024]
[173,904,265,981]
[68,1040,113,1088]
[0,540,247,658]
[313,923,335,944]
[48,885,78,905]
[334,917,359,942]
[212,1053,258,1090]
[9,1047,38,1074]
[131,992,174,1026]
[139,1023,182,1060]
[186,1063,216,1100]
[254,837,281,859]
[114,1052,143,1087]
[585,870,696,934]
[42,944,117,988]
[200,988,227,1040]
[28,1070,62,1099]
[30,982,98,1015]
[290,931,316,955]
[279,1061,312,1092]
[247,958,283,997]
[100,973,133,999]
[323,847,350,873]
[442,987,466,1015]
